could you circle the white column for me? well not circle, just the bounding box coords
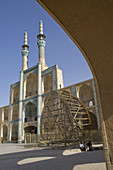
[37,62,42,143]
[92,79,100,129]
[18,71,24,143]
[8,86,12,142]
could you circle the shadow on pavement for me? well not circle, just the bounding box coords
[0,149,105,170]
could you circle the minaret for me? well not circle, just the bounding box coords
[37,19,48,70]
[21,30,29,71]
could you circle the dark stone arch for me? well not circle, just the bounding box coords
[11,124,18,141]
[3,125,8,141]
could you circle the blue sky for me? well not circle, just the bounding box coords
[0,0,93,107]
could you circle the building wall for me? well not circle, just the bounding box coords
[0,106,9,142]
[0,63,98,142]
[58,79,99,129]
[57,68,64,89]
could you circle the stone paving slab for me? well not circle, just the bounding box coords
[73,163,106,170]
[0,144,32,155]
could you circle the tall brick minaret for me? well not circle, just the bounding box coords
[37,19,48,70]
[21,30,29,71]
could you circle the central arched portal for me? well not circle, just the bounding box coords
[24,102,37,142]
[25,102,37,122]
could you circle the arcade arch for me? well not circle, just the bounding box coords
[11,124,18,141]
[79,85,94,107]
[44,75,53,93]
[25,73,37,98]
[4,108,8,121]
[12,105,19,121]
[3,125,8,141]
[12,87,19,103]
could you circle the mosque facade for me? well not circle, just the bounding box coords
[0,20,100,143]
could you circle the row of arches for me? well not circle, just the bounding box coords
[2,124,37,142]
[25,73,53,97]
[2,124,18,141]
[3,85,95,122]
[11,103,37,122]
[12,79,94,107]
[2,106,19,123]
[2,125,37,142]
[1,103,37,123]
[12,73,53,103]
[1,103,97,142]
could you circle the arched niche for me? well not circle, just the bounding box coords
[25,73,37,98]
[3,125,8,140]
[4,108,8,121]
[25,102,37,122]
[12,87,19,103]
[12,105,19,121]
[79,84,94,107]
[44,75,53,93]
[11,124,18,141]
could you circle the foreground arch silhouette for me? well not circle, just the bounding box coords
[36,1,113,169]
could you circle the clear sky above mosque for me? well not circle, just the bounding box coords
[0,0,93,107]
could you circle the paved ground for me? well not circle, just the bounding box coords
[0,144,106,170]
[0,143,33,155]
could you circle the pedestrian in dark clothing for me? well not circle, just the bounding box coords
[87,141,93,151]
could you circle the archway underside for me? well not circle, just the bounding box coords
[36,1,113,168]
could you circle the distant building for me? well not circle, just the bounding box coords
[0,20,100,143]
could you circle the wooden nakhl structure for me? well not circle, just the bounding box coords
[40,90,91,142]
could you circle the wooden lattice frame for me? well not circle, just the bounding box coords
[40,90,91,141]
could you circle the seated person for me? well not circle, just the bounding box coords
[79,141,86,151]
[87,141,93,151]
